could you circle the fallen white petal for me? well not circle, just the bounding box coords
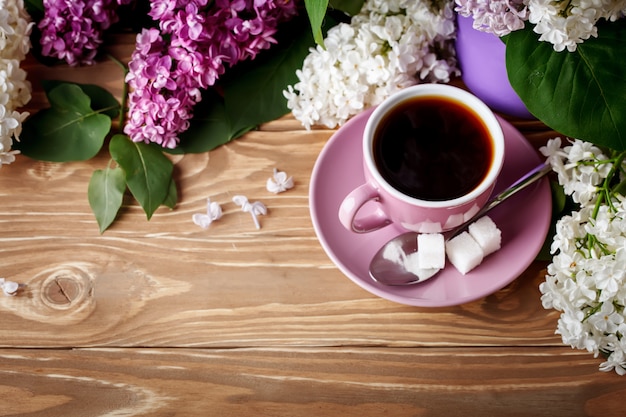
[249,201,267,216]
[192,213,213,229]
[233,196,267,229]
[1,279,20,296]
[232,195,249,207]
[267,169,294,193]
[207,201,223,220]
[192,198,223,229]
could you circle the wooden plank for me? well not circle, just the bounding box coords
[0,250,561,347]
[0,105,564,348]
[0,347,621,417]
[0,126,556,347]
[0,127,326,236]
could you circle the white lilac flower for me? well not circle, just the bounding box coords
[0,277,20,296]
[0,0,32,168]
[527,0,626,52]
[284,0,459,129]
[192,198,223,229]
[266,168,294,194]
[455,0,529,36]
[233,195,267,229]
[540,138,610,206]
[540,137,626,375]
[599,345,626,376]
[0,0,31,60]
[456,0,626,51]
[588,301,624,334]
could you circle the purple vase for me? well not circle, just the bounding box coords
[455,14,534,119]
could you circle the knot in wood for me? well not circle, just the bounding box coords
[44,275,81,306]
[39,266,94,312]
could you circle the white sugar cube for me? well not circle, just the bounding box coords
[445,231,484,275]
[468,216,501,256]
[417,233,445,269]
[404,251,440,282]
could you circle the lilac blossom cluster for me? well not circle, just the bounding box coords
[454,0,528,36]
[540,138,626,375]
[284,0,459,129]
[455,0,626,52]
[528,0,626,52]
[38,0,132,66]
[0,0,33,167]
[124,0,298,149]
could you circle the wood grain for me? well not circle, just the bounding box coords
[1,33,620,416]
[1,347,623,417]
[0,123,560,348]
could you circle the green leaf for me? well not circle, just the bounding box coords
[169,89,234,154]
[24,0,44,15]
[109,134,174,219]
[305,0,329,46]
[88,165,126,233]
[17,84,113,161]
[41,80,121,119]
[329,0,364,15]
[162,177,178,209]
[506,19,626,150]
[171,17,317,154]
[222,20,316,136]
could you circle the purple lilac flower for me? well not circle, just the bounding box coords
[124,27,203,149]
[38,0,132,66]
[455,0,528,36]
[124,0,298,149]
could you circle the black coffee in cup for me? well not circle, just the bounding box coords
[373,95,494,201]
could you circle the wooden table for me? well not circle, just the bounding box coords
[1,36,625,417]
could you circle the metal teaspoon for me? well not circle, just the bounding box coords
[368,162,552,286]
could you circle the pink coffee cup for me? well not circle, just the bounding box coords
[338,84,505,233]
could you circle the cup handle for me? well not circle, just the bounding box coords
[338,183,392,233]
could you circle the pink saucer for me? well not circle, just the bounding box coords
[309,107,552,307]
